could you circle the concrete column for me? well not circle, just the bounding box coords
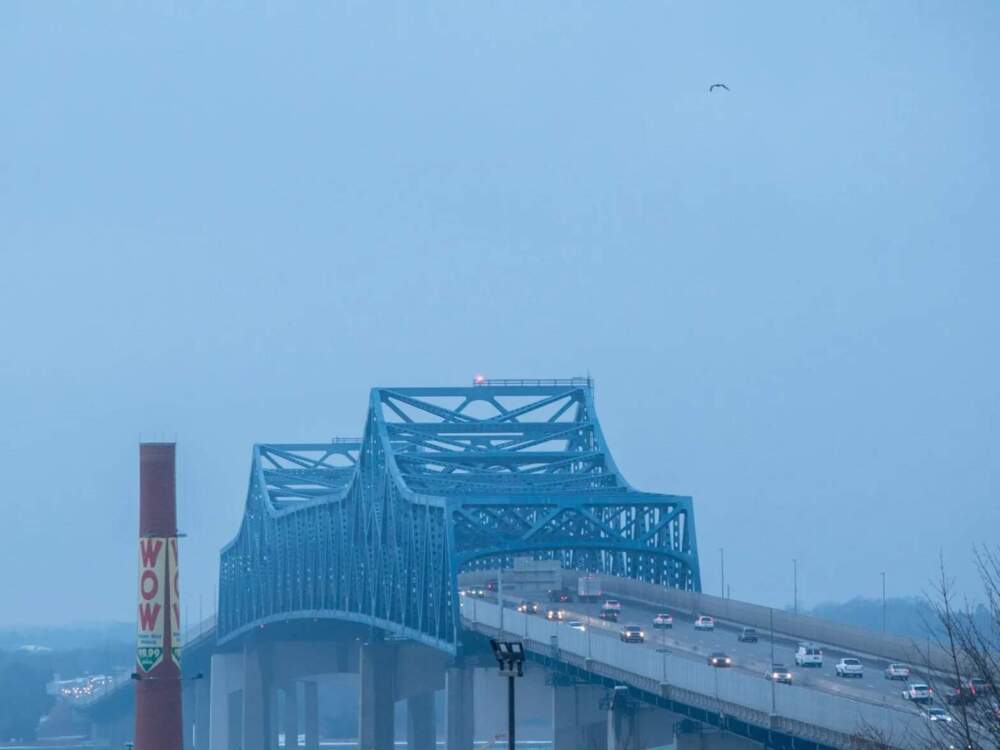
[183,680,196,750]
[676,725,762,750]
[243,644,272,750]
[209,653,243,750]
[303,682,319,750]
[195,676,211,750]
[406,692,436,750]
[446,666,474,750]
[269,688,280,750]
[359,642,395,750]
[552,681,605,750]
[283,683,300,748]
[227,691,243,750]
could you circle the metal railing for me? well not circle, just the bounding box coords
[472,377,593,388]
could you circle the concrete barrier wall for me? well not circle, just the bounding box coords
[459,568,950,670]
[590,574,950,672]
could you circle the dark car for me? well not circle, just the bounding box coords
[737,627,759,643]
[968,677,992,696]
[708,652,732,668]
[516,600,540,615]
[545,608,566,621]
[944,686,976,706]
[548,588,574,603]
[599,608,619,622]
[620,625,645,643]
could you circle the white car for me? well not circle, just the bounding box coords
[694,615,715,631]
[922,707,953,723]
[602,599,622,612]
[835,658,864,678]
[566,619,586,631]
[653,613,673,629]
[885,663,911,680]
[794,643,823,668]
[902,683,933,703]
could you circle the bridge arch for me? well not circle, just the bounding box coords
[219,380,701,653]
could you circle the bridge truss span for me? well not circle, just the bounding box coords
[219,380,701,652]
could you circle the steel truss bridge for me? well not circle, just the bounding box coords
[219,379,701,653]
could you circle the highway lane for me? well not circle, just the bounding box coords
[489,592,936,718]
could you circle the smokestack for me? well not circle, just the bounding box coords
[135,443,183,750]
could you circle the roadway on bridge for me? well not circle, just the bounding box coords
[488,592,935,727]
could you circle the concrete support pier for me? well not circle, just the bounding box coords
[194,676,210,750]
[242,643,272,750]
[446,665,474,750]
[359,642,395,750]
[406,692,436,750]
[282,683,300,749]
[676,723,763,749]
[552,680,606,750]
[304,681,320,750]
[209,652,243,750]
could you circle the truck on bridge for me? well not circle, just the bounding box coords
[577,574,602,602]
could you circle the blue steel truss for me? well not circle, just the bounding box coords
[219,380,701,652]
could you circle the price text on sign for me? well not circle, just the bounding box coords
[136,537,167,672]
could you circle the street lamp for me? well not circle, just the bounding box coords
[792,559,798,615]
[720,547,725,599]
[881,572,886,634]
[489,639,524,750]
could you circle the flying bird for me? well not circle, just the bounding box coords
[709,83,730,92]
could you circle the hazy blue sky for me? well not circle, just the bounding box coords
[1,2,997,626]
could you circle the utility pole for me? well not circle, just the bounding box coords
[793,558,798,614]
[769,608,776,715]
[720,547,725,599]
[881,572,886,634]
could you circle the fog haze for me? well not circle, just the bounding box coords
[0,2,997,626]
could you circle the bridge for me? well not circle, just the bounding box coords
[86,380,947,750]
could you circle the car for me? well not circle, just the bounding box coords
[835,658,863,678]
[765,664,793,684]
[708,651,732,668]
[737,627,759,643]
[602,599,622,612]
[944,686,976,706]
[694,615,715,631]
[485,579,498,592]
[921,707,953,723]
[516,600,540,614]
[599,608,619,622]
[902,683,933,703]
[566,619,586,631]
[653,613,673,629]
[620,625,645,643]
[968,677,992,696]
[545,608,566,621]
[885,663,911,680]
[548,588,574,603]
[794,643,823,668]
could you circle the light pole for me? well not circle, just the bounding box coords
[769,608,776,715]
[720,547,725,599]
[881,572,886,634]
[490,640,524,750]
[792,559,798,614]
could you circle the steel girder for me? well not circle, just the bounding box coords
[218,380,701,652]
